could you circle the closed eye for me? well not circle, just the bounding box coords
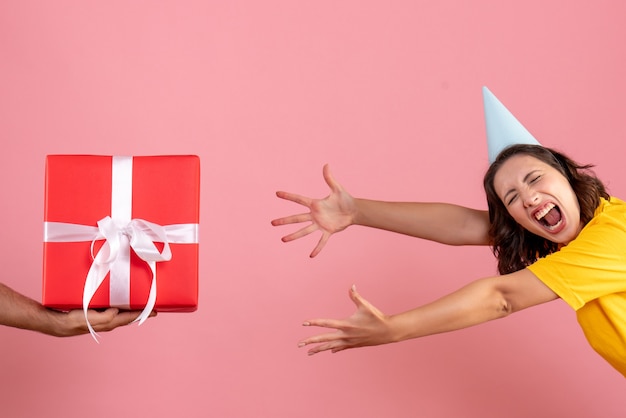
[507,194,518,206]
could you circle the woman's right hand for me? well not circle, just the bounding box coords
[272,164,356,257]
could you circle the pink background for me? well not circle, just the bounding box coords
[1,1,625,417]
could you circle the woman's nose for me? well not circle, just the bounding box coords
[522,189,539,208]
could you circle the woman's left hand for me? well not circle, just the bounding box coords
[298,286,396,355]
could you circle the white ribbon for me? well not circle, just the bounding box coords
[43,156,198,341]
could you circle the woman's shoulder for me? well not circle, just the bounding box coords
[607,196,626,205]
[585,196,626,232]
[596,196,626,214]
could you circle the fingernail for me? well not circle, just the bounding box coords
[302,321,310,326]
[298,342,306,348]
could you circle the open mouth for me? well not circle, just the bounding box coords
[534,203,563,231]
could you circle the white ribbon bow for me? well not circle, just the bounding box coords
[85,216,171,338]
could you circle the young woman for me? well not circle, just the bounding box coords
[272,144,626,378]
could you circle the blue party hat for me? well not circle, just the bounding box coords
[483,86,540,163]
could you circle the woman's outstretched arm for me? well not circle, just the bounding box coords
[272,164,491,257]
[298,269,557,355]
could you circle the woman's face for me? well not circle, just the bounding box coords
[493,154,581,245]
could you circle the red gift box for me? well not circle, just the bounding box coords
[43,155,200,317]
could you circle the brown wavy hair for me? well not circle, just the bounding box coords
[483,144,609,275]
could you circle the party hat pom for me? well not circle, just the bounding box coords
[483,86,540,163]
